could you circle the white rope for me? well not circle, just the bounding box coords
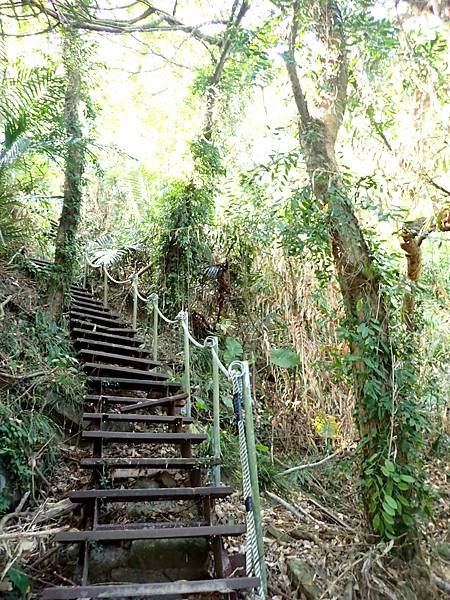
[211,344,230,378]
[229,368,264,599]
[133,279,152,303]
[154,299,179,324]
[179,312,205,349]
[104,266,132,285]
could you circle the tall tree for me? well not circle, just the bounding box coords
[282,0,425,555]
[49,27,86,317]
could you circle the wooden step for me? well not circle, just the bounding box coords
[71,320,137,337]
[120,392,188,413]
[81,431,206,444]
[42,576,259,599]
[68,486,233,503]
[86,377,181,392]
[82,412,193,424]
[74,338,150,357]
[72,329,144,346]
[71,294,103,306]
[71,299,109,312]
[70,289,93,297]
[32,257,53,265]
[84,392,187,408]
[71,305,119,319]
[78,349,158,369]
[54,523,245,543]
[70,310,127,328]
[80,457,212,470]
[82,363,169,381]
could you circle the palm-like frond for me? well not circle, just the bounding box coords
[0,134,31,167]
[86,233,141,267]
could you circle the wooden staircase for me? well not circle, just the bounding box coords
[42,283,259,599]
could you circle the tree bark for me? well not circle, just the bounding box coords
[48,28,85,318]
[284,0,418,555]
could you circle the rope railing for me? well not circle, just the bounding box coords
[82,253,267,598]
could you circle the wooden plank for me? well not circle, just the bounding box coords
[81,431,206,444]
[71,320,137,336]
[82,363,169,381]
[120,392,187,412]
[54,523,246,543]
[68,486,233,503]
[70,311,128,327]
[42,577,259,599]
[86,377,180,392]
[78,350,158,367]
[82,413,193,424]
[74,338,150,356]
[72,330,143,346]
[71,295,103,306]
[71,305,119,319]
[80,457,211,469]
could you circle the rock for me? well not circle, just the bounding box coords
[87,538,209,583]
[289,527,325,549]
[267,524,292,543]
[437,542,450,561]
[287,558,320,600]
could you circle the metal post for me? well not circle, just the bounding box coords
[103,267,108,308]
[211,338,221,486]
[152,295,159,362]
[132,275,138,330]
[182,312,191,418]
[242,361,267,594]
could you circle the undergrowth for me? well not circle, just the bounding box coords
[0,281,84,510]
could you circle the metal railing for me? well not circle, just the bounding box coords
[83,254,267,597]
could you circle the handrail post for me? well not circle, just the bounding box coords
[211,338,221,486]
[181,312,191,417]
[132,275,138,330]
[242,361,267,595]
[152,295,159,361]
[82,259,87,288]
[103,266,108,308]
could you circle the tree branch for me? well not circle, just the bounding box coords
[283,0,311,128]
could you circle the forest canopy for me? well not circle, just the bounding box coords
[0,1,449,599]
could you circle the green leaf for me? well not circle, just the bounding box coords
[382,511,394,526]
[383,494,397,510]
[223,336,243,364]
[372,513,381,530]
[7,568,30,596]
[382,502,396,516]
[399,474,415,483]
[256,443,269,453]
[402,513,414,527]
[383,459,395,473]
[269,347,300,368]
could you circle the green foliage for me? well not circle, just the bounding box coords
[222,336,243,364]
[6,568,30,597]
[270,347,300,368]
[0,309,83,510]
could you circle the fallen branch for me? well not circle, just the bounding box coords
[281,447,349,475]
[0,369,48,380]
[0,295,13,319]
[432,573,450,594]
[0,492,30,529]
[301,491,355,532]
[266,491,325,527]
[0,526,68,542]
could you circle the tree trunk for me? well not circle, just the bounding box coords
[284,0,419,555]
[48,28,85,319]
